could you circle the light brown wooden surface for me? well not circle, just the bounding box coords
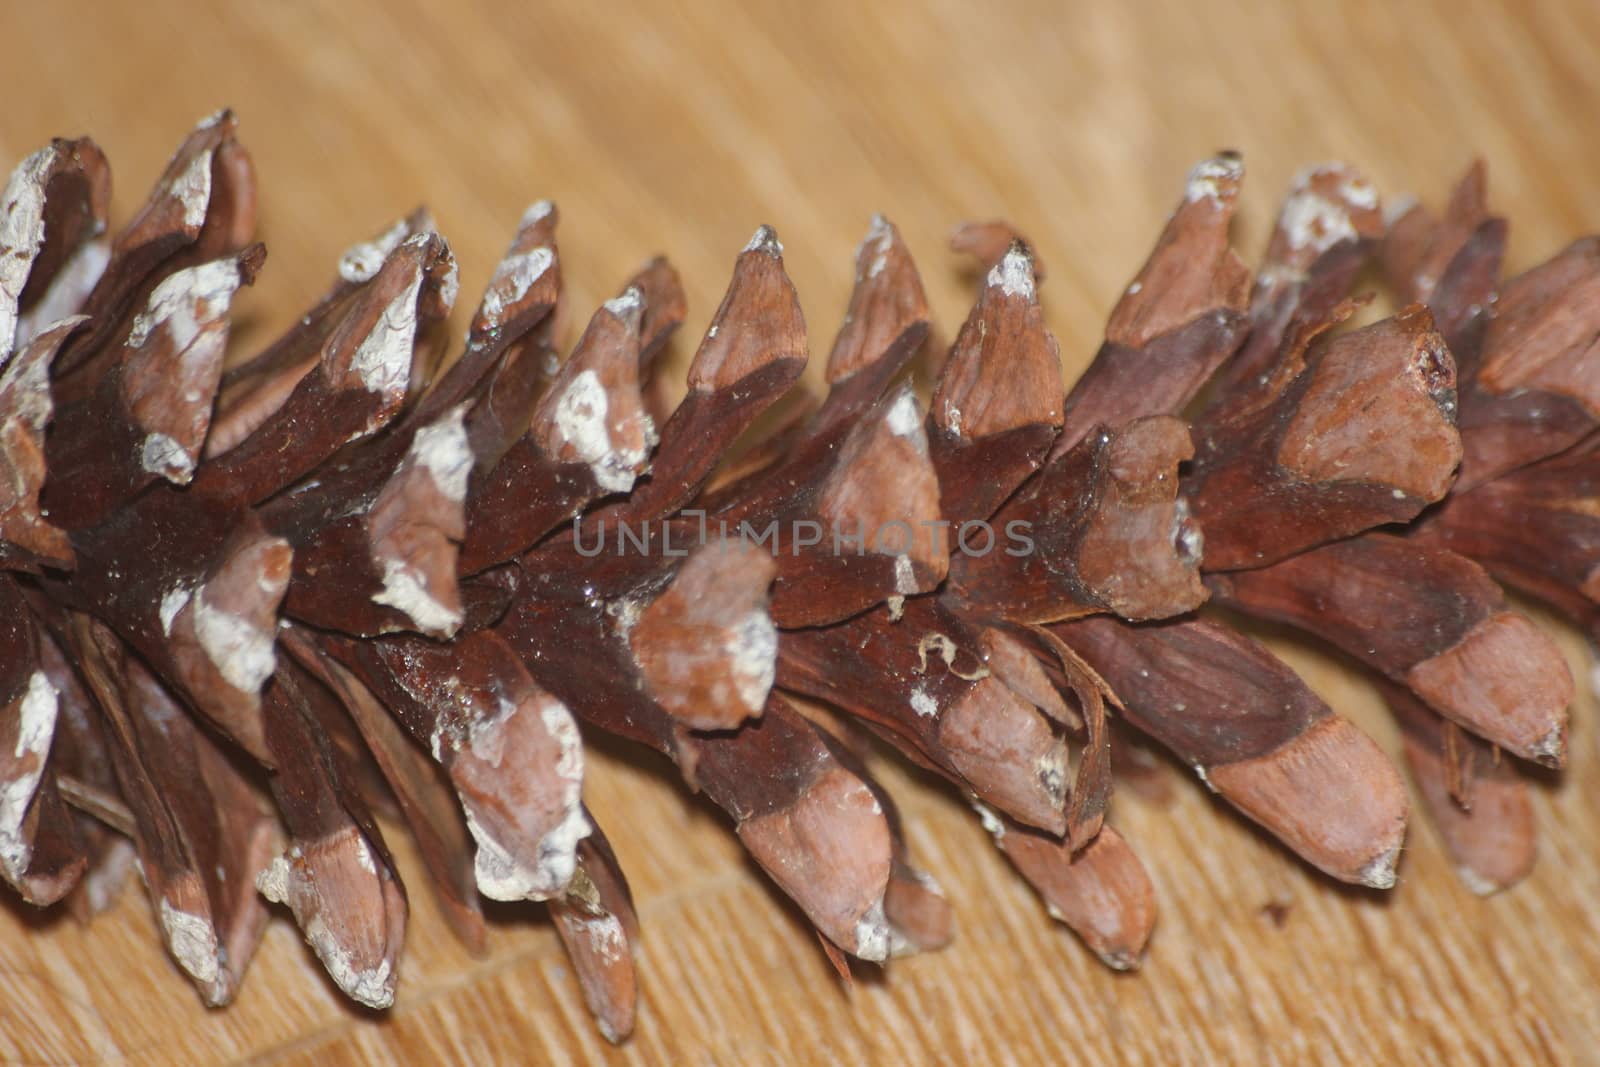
[4,1,1600,1063]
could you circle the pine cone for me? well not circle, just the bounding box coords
[0,113,1587,1041]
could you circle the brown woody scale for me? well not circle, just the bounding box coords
[0,115,1588,1038]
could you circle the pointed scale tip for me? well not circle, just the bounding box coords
[523,199,556,227]
[854,214,895,273]
[1268,163,1384,268]
[1358,846,1401,890]
[744,224,784,257]
[533,289,652,495]
[985,241,1037,300]
[951,221,1048,282]
[1184,151,1245,205]
[602,284,644,322]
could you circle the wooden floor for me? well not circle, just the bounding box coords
[4,1,1600,1062]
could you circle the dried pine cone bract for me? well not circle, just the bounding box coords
[1,112,1591,1038]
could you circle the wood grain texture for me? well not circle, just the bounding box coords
[4,1,1600,1062]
